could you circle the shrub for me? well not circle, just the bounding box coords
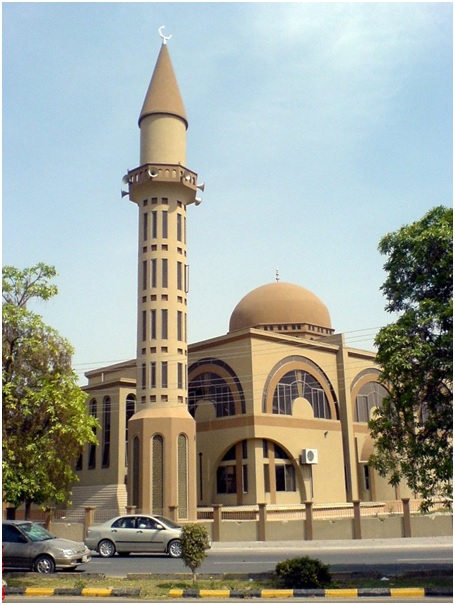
[275,556,331,588]
[180,524,211,583]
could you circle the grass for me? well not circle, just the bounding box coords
[4,571,452,599]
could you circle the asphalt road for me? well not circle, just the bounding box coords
[77,536,452,577]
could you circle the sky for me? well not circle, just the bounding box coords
[3,2,453,384]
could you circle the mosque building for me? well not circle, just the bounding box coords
[73,34,410,518]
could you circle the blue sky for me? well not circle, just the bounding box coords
[3,2,453,383]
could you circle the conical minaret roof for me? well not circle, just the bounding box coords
[139,43,188,129]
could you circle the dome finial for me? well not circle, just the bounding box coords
[275,267,280,282]
[158,25,172,45]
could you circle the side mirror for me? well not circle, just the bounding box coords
[155,524,163,530]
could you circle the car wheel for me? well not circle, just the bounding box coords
[33,555,55,574]
[98,539,116,558]
[168,539,183,558]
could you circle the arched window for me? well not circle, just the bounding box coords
[177,434,188,518]
[132,437,140,507]
[272,370,330,418]
[355,382,388,422]
[188,358,245,418]
[125,394,136,466]
[88,399,97,469]
[102,396,111,468]
[152,435,164,514]
[216,441,249,495]
[263,440,296,492]
[189,372,235,417]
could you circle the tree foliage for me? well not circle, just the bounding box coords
[2,264,98,515]
[369,206,453,510]
[180,523,211,582]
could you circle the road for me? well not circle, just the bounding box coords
[76,536,452,577]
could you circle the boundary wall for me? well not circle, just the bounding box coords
[13,499,450,543]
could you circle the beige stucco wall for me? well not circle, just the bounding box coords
[49,514,452,543]
[190,329,378,507]
[76,325,414,513]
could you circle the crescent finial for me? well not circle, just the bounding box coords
[159,25,172,45]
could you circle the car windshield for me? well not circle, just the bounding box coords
[19,523,53,542]
[154,516,181,529]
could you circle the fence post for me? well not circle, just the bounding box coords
[44,508,55,531]
[402,498,412,538]
[352,500,362,539]
[258,503,267,542]
[84,507,96,539]
[212,504,222,542]
[168,505,178,522]
[304,501,313,541]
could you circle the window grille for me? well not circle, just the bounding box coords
[152,435,164,514]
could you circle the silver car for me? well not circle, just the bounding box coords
[85,514,183,558]
[2,521,91,574]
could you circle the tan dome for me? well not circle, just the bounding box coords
[229,282,332,333]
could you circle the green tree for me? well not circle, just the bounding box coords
[180,524,211,583]
[369,206,453,511]
[2,264,98,518]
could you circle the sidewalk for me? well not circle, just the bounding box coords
[210,535,453,551]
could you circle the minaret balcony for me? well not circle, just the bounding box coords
[126,163,198,199]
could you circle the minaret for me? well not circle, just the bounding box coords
[125,31,199,520]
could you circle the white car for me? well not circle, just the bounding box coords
[85,514,183,558]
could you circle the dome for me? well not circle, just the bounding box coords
[229,282,332,334]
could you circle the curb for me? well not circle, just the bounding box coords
[4,587,141,597]
[169,587,453,599]
[4,586,452,599]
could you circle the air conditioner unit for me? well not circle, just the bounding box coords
[300,449,318,464]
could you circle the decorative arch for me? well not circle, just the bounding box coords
[188,358,246,417]
[351,369,390,423]
[262,355,339,419]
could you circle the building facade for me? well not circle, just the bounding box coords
[73,38,411,518]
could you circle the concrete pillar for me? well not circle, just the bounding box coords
[5,507,16,520]
[402,498,412,538]
[258,503,267,542]
[44,508,55,531]
[212,504,222,542]
[352,500,362,539]
[126,505,136,515]
[168,505,178,522]
[304,501,313,541]
[84,507,96,539]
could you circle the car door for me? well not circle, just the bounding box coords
[2,524,32,569]
[108,517,139,553]
[134,517,167,553]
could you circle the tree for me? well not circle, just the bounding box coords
[180,524,211,583]
[369,206,453,511]
[2,264,98,518]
